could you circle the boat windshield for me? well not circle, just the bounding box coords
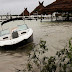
[17,24,28,31]
[0,29,10,36]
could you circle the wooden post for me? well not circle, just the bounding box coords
[1,16,2,20]
[51,13,53,21]
[67,12,69,21]
[41,14,42,22]
[23,8,24,20]
[56,12,57,21]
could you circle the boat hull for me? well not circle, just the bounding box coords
[0,34,33,49]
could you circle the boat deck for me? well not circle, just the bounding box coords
[0,20,29,41]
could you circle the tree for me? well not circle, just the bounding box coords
[16,38,72,72]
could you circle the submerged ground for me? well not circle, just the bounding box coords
[0,20,72,72]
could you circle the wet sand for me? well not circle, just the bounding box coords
[0,20,72,72]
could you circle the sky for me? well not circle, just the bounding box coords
[0,0,56,15]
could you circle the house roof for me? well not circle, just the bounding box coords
[39,0,72,14]
[20,8,29,16]
[30,1,44,15]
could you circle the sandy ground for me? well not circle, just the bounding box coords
[0,20,72,72]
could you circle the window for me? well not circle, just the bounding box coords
[0,29,10,36]
[17,24,28,31]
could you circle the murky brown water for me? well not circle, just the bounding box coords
[0,20,72,72]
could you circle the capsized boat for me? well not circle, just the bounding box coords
[0,18,33,48]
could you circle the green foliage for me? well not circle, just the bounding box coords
[27,63,33,71]
[39,40,46,49]
[41,56,56,72]
[41,38,72,72]
[69,39,72,48]
[16,38,72,72]
[27,40,48,72]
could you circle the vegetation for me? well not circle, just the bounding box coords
[16,38,72,72]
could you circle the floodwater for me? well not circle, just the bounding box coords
[0,20,72,72]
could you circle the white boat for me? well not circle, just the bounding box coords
[0,18,33,48]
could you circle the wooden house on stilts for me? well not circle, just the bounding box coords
[30,1,45,15]
[20,8,30,16]
[39,0,72,21]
